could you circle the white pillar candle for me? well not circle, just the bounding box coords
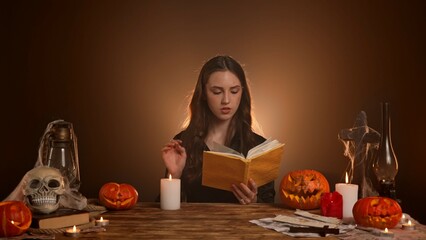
[160,174,181,210]
[335,172,358,223]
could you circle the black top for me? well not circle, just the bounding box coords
[173,131,276,203]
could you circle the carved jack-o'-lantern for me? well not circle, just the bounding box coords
[99,182,138,210]
[352,197,402,229]
[0,201,32,237]
[280,169,330,210]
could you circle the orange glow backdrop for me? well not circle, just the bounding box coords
[2,1,425,223]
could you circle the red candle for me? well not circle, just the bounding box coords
[320,191,343,219]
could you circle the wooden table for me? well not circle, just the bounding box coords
[53,202,337,239]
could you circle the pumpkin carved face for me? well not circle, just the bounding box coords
[352,197,402,229]
[280,169,330,210]
[0,201,32,237]
[99,182,138,210]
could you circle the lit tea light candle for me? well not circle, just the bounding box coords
[64,225,80,237]
[399,213,408,224]
[160,174,181,210]
[402,220,416,230]
[335,172,358,223]
[379,228,394,238]
[95,216,110,227]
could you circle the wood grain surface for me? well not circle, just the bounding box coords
[53,202,337,239]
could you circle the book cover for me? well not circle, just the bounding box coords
[31,208,90,229]
[202,139,284,191]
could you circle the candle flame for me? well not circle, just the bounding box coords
[100,217,104,221]
[73,225,77,232]
[168,174,172,180]
[384,228,388,233]
[345,172,349,184]
[11,220,14,224]
[408,220,412,225]
[402,214,406,219]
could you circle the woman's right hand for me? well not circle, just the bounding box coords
[161,139,187,179]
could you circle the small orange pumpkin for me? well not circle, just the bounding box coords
[0,201,32,237]
[99,182,138,210]
[280,169,330,210]
[352,196,402,229]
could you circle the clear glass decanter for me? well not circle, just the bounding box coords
[372,102,398,199]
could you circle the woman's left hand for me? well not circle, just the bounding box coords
[232,178,258,205]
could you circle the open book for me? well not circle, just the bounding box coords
[202,139,284,191]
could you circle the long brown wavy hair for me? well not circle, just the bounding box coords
[180,55,257,183]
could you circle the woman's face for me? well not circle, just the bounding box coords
[205,71,242,122]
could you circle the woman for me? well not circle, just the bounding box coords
[162,55,275,204]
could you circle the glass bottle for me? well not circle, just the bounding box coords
[373,102,398,199]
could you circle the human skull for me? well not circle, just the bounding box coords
[23,166,65,214]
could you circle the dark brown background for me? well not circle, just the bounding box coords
[2,1,425,223]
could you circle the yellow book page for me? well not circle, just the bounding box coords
[247,144,284,187]
[202,151,248,191]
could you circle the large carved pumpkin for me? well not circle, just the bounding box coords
[352,197,402,229]
[99,182,138,210]
[280,169,330,210]
[0,201,32,237]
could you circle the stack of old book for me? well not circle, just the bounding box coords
[31,208,90,229]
